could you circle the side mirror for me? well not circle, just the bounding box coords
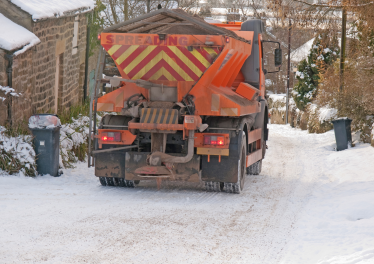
[275,49,282,67]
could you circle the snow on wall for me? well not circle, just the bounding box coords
[10,0,95,20]
[0,13,40,53]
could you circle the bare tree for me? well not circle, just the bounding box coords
[102,0,200,26]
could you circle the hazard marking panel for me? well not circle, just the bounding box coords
[140,108,179,124]
[102,44,222,82]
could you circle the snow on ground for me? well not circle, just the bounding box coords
[269,93,287,103]
[281,129,374,264]
[0,13,40,53]
[10,0,94,20]
[0,124,373,263]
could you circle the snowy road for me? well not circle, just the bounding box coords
[1,124,374,264]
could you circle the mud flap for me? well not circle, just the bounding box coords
[201,117,251,183]
[125,152,201,182]
[201,143,240,183]
[94,149,128,178]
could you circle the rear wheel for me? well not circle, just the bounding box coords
[99,177,107,186]
[126,180,135,188]
[118,178,127,187]
[224,132,246,194]
[113,178,120,186]
[106,177,115,186]
[247,160,262,175]
[205,181,221,192]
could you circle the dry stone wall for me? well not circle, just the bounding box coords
[32,13,88,113]
[0,50,8,124]
[0,12,93,126]
[10,49,34,126]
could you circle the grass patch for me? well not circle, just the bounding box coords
[59,100,90,124]
[3,121,30,137]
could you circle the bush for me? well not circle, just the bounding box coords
[59,101,91,168]
[316,59,374,142]
[0,126,36,176]
[293,32,340,110]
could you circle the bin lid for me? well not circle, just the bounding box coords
[29,114,61,129]
[331,117,352,124]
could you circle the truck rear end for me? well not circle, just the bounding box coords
[88,9,281,193]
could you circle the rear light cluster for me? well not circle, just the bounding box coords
[101,132,121,142]
[204,135,225,146]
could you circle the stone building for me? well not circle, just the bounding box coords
[0,0,96,126]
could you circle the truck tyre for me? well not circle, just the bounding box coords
[106,177,115,186]
[118,178,127,187]
[113,178,120,186]
[99,177,107,186]
[126,180,135,188]
[117,178,135,188]
[247,160,262,175]
[205,181,221,192]
[224,132,246,194]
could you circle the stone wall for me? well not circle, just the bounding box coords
[0,49,8,124]
[31,13,88,113]
[10,49,34,126]
[0,50,6,86]
[0,12,93,127]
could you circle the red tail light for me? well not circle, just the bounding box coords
[204,135,225,146]
[101,132,121,142]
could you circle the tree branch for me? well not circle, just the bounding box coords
[292,0,373,8]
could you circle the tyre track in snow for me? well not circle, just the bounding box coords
[0,124,325,264]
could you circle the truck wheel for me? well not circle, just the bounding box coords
[99,177,107,186]
[224,132,246,194]
[125,180,135,188]
[106,177,115,186]
[247,160,262,175]
[205,181,221,192]
[117,178,127,187]
[113,178,120,186]
[116,178,135,188]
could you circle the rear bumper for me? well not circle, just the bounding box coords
[125,152,201,182]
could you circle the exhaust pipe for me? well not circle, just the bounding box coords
[148,130,195,165]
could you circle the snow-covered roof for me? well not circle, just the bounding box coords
[290,38,314,63]
[0,13,40,55]
[10,0,95,20]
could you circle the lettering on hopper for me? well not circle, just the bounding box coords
[106,35,188,46]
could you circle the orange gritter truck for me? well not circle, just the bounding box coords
[88,9,282,193]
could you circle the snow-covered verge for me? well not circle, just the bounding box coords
[59,115,90,168]
[279,126,374,264]
[268,93,338,134]
[0,124,373,263]
[0,13,40,53]
[0,114,93,175]
[0,127,36,176]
